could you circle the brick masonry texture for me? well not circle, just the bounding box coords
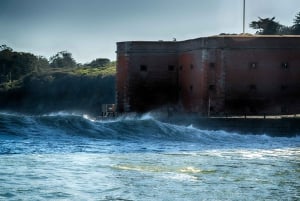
[116,36,300,116]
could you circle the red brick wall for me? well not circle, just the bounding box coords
[225,48,300,115]
[128,53,178,112]
[117,36,300,115]
[116,52,129,112]
[177,43,227,115]
[117,42,178,112]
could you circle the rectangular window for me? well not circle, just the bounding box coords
[249,84,257,90]
[168,65,175,71]
[249,62,258,69]
[281,85,287,91]
[209,62,215,68]
[281,62,288,69]
[140,65,147,72]
[209,84,216,91]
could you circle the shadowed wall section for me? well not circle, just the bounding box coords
[116,42,178,112]
[117,36,300,116]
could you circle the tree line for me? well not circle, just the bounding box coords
[0,45,112,83]
[250,12,300,35]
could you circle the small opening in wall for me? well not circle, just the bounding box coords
[168,65,175,71]
[209,62,215,68]
[249,62,258,69]
[140,65,147,72]
[281,85,288,91]
[190,64,194,69]
[281,62,288,69]
[249,84,257,90]
[179,65,183,70]
[209,84,216,91]
[190,85,193,91]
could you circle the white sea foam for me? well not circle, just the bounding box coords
[83,114,96,122]
[179,166,202,173]
[164,173,198,181]
[1,111,300,201]
[42,111,82,117]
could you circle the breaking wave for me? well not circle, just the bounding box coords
[0,112,299,154]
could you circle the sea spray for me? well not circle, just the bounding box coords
[1,112,299,154]
[0,112,299,200]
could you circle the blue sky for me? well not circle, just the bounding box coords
[0,0,299,63]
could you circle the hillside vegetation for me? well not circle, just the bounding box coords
[0,47,116,115]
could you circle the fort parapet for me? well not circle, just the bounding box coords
[116,35,300,116]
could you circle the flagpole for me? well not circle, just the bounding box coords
[243,0,246,34]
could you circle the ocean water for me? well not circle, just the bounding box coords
[0,112,299,201]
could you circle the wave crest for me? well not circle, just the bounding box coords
[0,112,299,146]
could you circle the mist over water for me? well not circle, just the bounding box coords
[0,112,299,200]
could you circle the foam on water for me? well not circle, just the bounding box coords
[1,111,300,154]
[0,112,300,200]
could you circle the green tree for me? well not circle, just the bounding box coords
[86,58,110,68]
[49,51,76,68]
[250,17,281,35]
[0,48,43,81]
[0,47,13,81]
[36,56,49,71]
[277,25,292,35]
[292,12,300,34]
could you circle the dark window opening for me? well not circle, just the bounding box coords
[209,84,216,91]
[281,85,288,91]
[168,65,175,71]
[140,65,147,72]
[249,62,257,69]
[209,62,215,68]
[190,85,193,91]
[190,64,194,69]
[179,65,183,70]
[249,84,257,90]
[281,62,288,69]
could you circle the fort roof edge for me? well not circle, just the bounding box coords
[117,35,300,44]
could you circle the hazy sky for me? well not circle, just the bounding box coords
[0,0,299,63]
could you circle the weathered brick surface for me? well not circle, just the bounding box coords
[116,36,300,115]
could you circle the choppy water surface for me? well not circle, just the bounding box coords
[0,112,299,200]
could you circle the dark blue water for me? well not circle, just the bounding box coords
[0,112,299,200]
